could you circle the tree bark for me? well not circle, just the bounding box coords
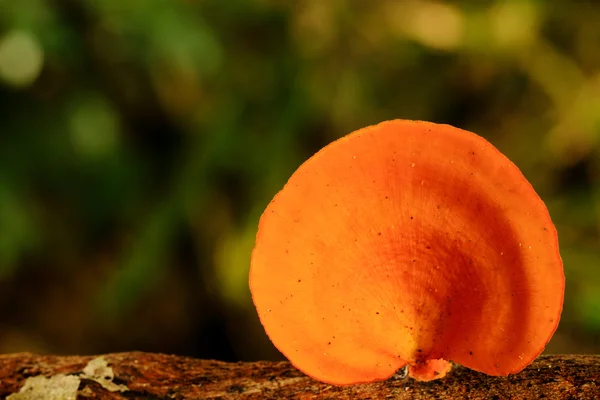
[0,352,598,399]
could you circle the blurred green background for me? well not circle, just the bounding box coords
[0,0,598,362]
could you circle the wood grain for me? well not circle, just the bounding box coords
[0,353,598,399]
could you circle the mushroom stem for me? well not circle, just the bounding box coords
[408,359,453,381]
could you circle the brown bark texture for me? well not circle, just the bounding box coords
[0,352,598,399]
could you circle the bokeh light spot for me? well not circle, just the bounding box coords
[69,95,120,158]
[0,30,44,88]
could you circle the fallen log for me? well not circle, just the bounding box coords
[0,352,598,399]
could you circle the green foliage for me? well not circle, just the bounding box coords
[0,0,599,359]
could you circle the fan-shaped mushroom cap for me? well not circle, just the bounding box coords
[250,120,564,385]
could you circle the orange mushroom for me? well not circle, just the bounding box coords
[249,120,564,385]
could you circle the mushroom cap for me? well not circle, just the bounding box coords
[249,120,564,385]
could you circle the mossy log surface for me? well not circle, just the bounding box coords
[0,353,598,399]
